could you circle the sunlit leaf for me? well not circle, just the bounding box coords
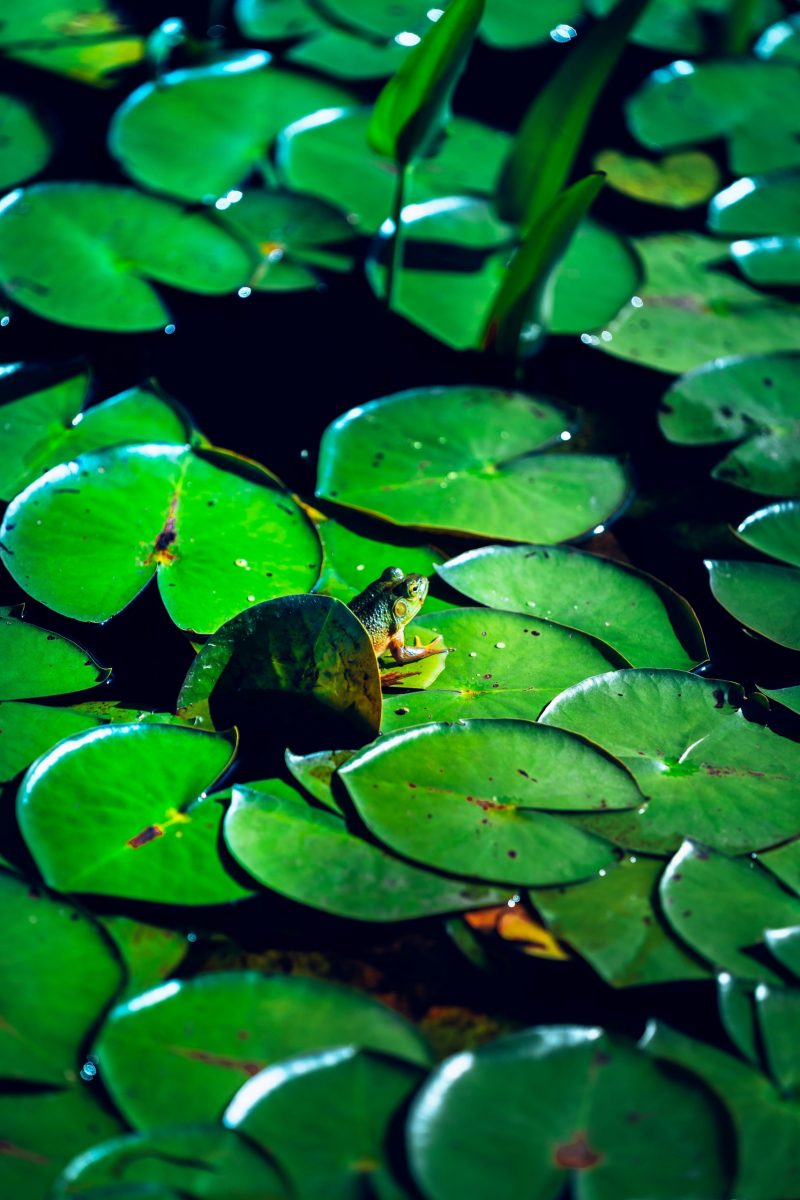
[736,502,800,568]
[0,613,109,701]
[706,559,800,650]
[0,93,52,190]
[755,12,800,61]
[708,168,800,235]
[765,926,800,976]
[289,28,416,79]
[0,0,144,85]
[285,747,354,812]
[731,236,800,287]
[593,148,719,208]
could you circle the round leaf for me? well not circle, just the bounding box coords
[94,971,432,1128]
[731,235,800,287]
[0,92,52,190]
[736,501,800,568]
[0,700,99,782]
[708,169,800,236]
[706,559,800,650]
[481,0,584,48]
[285,747,353,812]
[98,916,189,1002]
[288,29,411,80]
[0,613,109,700]
[592,148,720,208]
[234,0,324,39]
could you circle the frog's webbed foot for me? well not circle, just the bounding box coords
[413,634,455,654]
[380,668,421,690]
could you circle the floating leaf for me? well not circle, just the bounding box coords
[717,974,760,1064]
[595,234,800,374]
[0,0,144,85]
[756,984,800,1092]
[765,926,800,976]
[0,93,52,190]
[731,236,800,287]
[341,719,635,885]
[588,0,777,54]
[285,747,354,812]
[708,169,800,236]
[755,12,800,62]
[18,723,247,903]
[761,838,800,895]
[760,685,800,716]
[531,855,709,987]
[0,700,98,783]
[0,870,123,1084]
[437,544,706,671]
[736,502,800,568]
[317,386,629,542]
[224,779,508,920]
[659,352,800,494]
[0,361,192,502]
[626,60,800,176]
[98,916,189,1002]
[593,149,720,208]
[380,606,623,732]
[94,971,432,1129]
[289,29,413,79]
[178,595,381,744]
[0,184,253,331]
[0,443,320,633]
[540,669,800,855]
[660,840,800,982]
[234,0,324,38]
[0,613,109,701]
[706,559,800,650]
[109,53,354,203]
[480,0,584,48]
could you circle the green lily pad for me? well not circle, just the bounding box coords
[54,1124,287,1198]
[540,669,800,855]
[289,28,411,79]
[285,747,353,812]
[531,855,709,987]
[0,700,100,782]
[589,0,777,54]
[178,595,381,744]
[765,926,800,976]
[0,362,193,502]
[276,107,510,233]
[717,974,760,1064]
[109,53,354,203]
[642,1020,800,1200]
[407,1026,730,1200]
[755,13,800,62]
[224,779,508,920]
[708,169,800,236]
[0,869,124,1084]
[736,502,800,568]
[225,1047,420,1198]
[0,183,253,331]
[341,719,635,885]
[761,838,800,895]
[94,971,432,1129]
[233,0,324,38]
[760,686,800,716]
[756,984,800,1092]
[731,236,800,287]
[302,0,439,38]
[595,234,800,374]
[481,0,584,48]
[0,613,109,701]
[437,544,706,670]
[0,0,144,86]
[98,916,189,1002]
[0,443,320,633]
[380,606,623,732]
[706,559,800,650]
[659,352,800,495]
[18,722,248,903]
[0,1085,124,1200]
[592,149,720,208]
[0,93,52,190]
[626,60,800,176]
[660,840,800,982]
[317,386,629,542]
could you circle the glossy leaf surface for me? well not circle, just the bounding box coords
[756,985,800,1092]
[0,700,98,782]
[593,148,719,208]
[736,502,800,567]
[0,613,109,700]
[708,169,800,236]
[731,236,800,286]
[706,560,800,650]
[0,92,52,189]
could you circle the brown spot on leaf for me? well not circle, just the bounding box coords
[170,1046,265,1075]
[0,1140,49,1164]
[554,1133,602,1170]
[128,825,164,849]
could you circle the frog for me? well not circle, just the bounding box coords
[348,567,452,686]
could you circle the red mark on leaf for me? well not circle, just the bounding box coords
[170,1045,265,1076]
[128,825,164,849]
[554,1133,602,1170]
[0,1140,49,1164]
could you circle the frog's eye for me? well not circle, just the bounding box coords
[394,600,408,618]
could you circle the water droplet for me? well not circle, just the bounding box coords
[598,868,607,876]
[238,286,252,298]
[247,594,255,602]
[187,931,198,942]
[525,600,536,608]
[412,440,422,449]
[0,315,9,327]
[550,23,577,42]
[593,524,606,535]
[395,30,421,46]
[437,435,447,444]
[355,563,365,571]
[235,558,249,568]
[80,1060,97,1081]
[631,295,644,308]
[560,430,572,441]
[495,642,506,649]
[164,323,176,335]
[427,7,444,19]
[600,330,613,342]
[446,470,458,480]
[299,448,309,459]
[468,651,477,657]
[629,855,637,863]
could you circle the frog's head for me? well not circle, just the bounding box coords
[381,567,429,628]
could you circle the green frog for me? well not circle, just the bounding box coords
[348,567,452,683]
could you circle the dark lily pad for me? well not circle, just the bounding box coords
[340,718,636,885]
[317,386,629,542]
[592,148,720,208]
[0,183,254,331]
[756,984,800,1092]
[731,236,800,286]
[94,971,432,1128]
[380,606,623,732]
[109,53,354,203]
[708,169,800,236]
[0,613,109,701]
[224,779,509,920]
[0,92,52,189]
[531,855,710,987]
[0,443,320,633]
[760,685,800,716]
[659,352,800,495]
[437,543,706,670]
[660,840,800,982]
[736,502,800,568]
[706,559,800,650]
[98,916,189,1002]
[540,669,800,855]
[224,1047,421,1199]
[18,722,248,903]
[178,594,381,744]
[0,869,123,1084]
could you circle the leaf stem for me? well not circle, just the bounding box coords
[386,164,410,312]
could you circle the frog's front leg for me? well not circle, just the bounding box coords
[388,626,452,664]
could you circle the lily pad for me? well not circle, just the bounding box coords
[109,53,354,203]
[480,0,584,48]
[736,502,800,568]
[0,362,193,502]
[593,148,719,208]
[539,669,800,855]
[340,719,635,885]
[0,93,52,190]
[289,29,411,79]
[731,236,800,287]
[717,974,760,1064]
[761,838,800,895]
[285,747,354,812]
[0,183,253,331]
[317,386,629,542]
[98,916,189,1002]
[765,926,800,976]
[660,840,800,982]
[626,60,800,176]
[760,685,800,716]
[0,0,144,85]
[706,560,800,650]
[595,234,800,374]
[380,606,623,732]
[0,869,123,1084]
[531,855,709,987]
[233,0,324,38]
[0,613,109,701]
[437,544,706,670]
[224,779,508,920]
[0,443,321,633]
[276,107,510,233]
[708,169,800,236]
[756,984,800,1092]
[589,0,776,54]
[18,722,248,903]
[178,595,381,744]
[0,700,99,782]
[94,971,432,1129]
[659,352,800,495]
[755,13,800,62]
[407,1025,730,1200]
